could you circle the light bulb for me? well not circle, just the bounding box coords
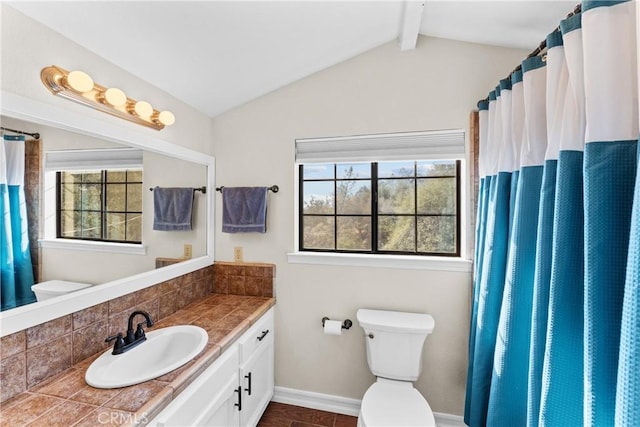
[104,88,127,107]
[134,101,153,118]
[66,70,94,92]
[158,111,175,126]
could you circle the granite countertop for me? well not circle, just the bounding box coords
[0,293,275,427]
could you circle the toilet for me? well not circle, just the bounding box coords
[356,308,436,427]
[31,280,92,301]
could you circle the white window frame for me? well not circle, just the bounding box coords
[288,130,473,272]
[40,148,147,255]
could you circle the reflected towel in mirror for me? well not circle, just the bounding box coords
[222,187,268,233]
[153,187,194,231]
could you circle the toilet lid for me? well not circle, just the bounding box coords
[360,382,436,427]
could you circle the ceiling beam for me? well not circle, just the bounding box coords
[398,0,425,51]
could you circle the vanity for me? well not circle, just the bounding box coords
[148,303,274,426]
[0,292,275,427]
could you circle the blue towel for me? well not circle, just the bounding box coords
[222,187,268,233]
[153,187,194,231]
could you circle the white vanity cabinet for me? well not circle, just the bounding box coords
[238,308,275,427]
[149,307,274,427]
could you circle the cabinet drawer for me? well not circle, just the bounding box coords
[238,307,274,364]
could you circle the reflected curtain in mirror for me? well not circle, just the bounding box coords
[1,135,36,310]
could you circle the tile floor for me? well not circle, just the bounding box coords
[258,402,358,427]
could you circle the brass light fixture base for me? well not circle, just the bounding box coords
[41,65,174,131]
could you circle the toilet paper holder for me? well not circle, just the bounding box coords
[322,316,352,330]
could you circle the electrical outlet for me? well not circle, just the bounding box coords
[183,244,192,259]
[234,246,243,262]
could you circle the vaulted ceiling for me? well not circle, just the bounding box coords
[7,1,577,118]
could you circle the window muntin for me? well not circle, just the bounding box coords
[299,160,460,256]
[57,169,143,243]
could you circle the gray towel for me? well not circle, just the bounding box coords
[153,187,194,231]
[222,187,268,233]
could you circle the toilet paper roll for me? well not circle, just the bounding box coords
[323,319,343,335]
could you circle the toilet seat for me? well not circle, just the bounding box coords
[358,380,436,427]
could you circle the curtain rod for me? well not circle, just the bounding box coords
[0,126,40,140]
[479,3,581,104]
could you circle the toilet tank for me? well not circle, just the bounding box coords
[357,309,435,381]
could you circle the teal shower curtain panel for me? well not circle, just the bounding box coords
[465,1,640,425]
[1,135,36,310]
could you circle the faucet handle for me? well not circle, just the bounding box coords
[105,333,125,354]
[135,322,147,340]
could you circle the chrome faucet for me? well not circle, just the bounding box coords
[105,310,154,355]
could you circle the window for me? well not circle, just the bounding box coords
[300,160,460,256]
[295,130,465,258]
[57,169,143,243]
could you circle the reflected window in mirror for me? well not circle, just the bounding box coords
[57,169,143,243]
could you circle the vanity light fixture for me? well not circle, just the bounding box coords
[41,65,175,130]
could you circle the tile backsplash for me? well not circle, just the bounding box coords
[0,262,275,403]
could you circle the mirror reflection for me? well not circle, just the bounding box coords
[1,115,208,312]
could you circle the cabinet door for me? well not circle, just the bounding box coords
[239,329,274,427]
[149,346,240,427]
[192,374,241,427]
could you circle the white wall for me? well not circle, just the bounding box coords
[211,37,527,415]
[0,4,213,154]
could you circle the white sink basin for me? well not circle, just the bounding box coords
[86,325,208,389]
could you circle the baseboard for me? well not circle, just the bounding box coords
[272,386,361,417]
[272,386,466,426]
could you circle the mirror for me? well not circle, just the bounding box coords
[2,114,207,290]
[0,91,215,336]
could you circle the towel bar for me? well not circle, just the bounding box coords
[216,185,279,193]
[149,186,206,194]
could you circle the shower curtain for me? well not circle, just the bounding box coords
[465,1,640,426]
[1,135,36,310]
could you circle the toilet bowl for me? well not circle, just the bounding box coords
[357,309,436,427]
[31,280,92,301]
[358,379,436,427]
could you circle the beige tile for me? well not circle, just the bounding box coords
[212,277,229,294]
[175,283,196,310]
[228,275,246,295]
[245,277,265,296]
[72,302,108,330]
[0,393,64,426]
[73,407,134,427]
[217,313,251,330]
[157,278,180,295]
[108,293,136,316]
[31,368,83,399]
[26,334,72,388]
[131,384,173,426]
[71,351,102,372]
[133,300,160,327]
[108,311,131,337]
[72,320,109,364]
[102,381,167,413]
[1,331,26,358]
[0,352,26,402]
[134,284,160,305]
[26,316,72,349]
[157,291,177,320]
[27,399,96,427]
[70,384,124,407]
